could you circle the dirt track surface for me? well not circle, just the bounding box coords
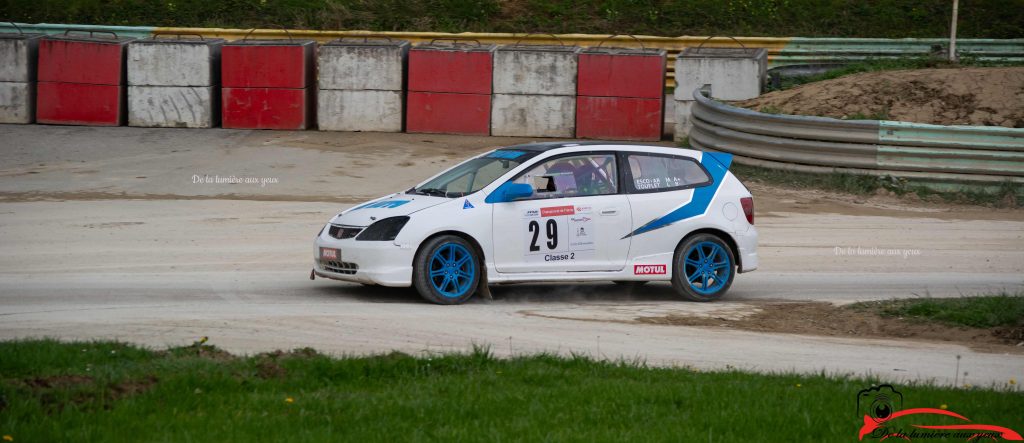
[1,125,1023,386]
[739,67,1024,127]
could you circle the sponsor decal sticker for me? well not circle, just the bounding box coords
[320,248,339,260]
[523,209,540,218]
[463,199,474,209]
[634,264,667,275]
[541,205,575,217]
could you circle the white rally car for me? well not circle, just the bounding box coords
[313,142,757,304]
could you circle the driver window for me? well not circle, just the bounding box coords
[514,154,617,199]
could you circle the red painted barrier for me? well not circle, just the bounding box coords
[407,42,495,135]
[578,52,664,99]
[576,47,666,141]
[221,40,315,130]
[222,88,311,130]
[406,91,491,135]
[36,33,133,126]
[575,96,662,141]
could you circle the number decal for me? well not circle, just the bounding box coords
[528,220,541,252]
[521,206,594,263]
[545,219,558,250]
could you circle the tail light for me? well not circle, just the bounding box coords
[740,197,754,225]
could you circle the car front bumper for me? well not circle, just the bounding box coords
[313,228,415,286]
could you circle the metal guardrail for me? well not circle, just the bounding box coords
[688,89,1024,185]
[3,23,1023,88]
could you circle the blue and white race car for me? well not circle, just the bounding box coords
[313,142,757,304]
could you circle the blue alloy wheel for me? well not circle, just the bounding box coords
[428,243,476,298]
[682,241,731,295]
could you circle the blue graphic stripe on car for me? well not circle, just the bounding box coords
[622,152,733,238]
[487,150,526,159]
[351,200,411,210]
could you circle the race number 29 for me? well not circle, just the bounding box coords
[528,219,559,252]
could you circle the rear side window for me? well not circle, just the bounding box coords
[625,154,711,193]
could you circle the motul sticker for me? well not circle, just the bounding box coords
[541,205,575,217]
[634,264,667,275]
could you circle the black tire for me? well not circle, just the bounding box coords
[612,281,649,289]
[671,233,736,302]
[412,235,480,305]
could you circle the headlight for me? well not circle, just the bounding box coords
[356,216,410,241]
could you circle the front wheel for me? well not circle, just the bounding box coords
[413,235,480,305]
[671,234,735,302]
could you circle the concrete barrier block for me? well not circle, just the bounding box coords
[674,100,695,141]
[221,40,316,89]
[128,85,216,128]
[406,91,490,135]
[319,40,408,91]
[0,34,41,83]
[493,46,579,96]
[408,44,496,95]
[128,39,223,87]
[36,81,125,126]
[674,48,767,101]
[38,35,134,85]
[576,96,662,141]
[318,90,403,132]
[491,94,575,138]
[221,87,313,130]
[0,82,35,124]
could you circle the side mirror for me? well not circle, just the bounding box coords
[485,182,534,203]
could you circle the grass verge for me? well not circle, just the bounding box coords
[766,56,1024,92]
[4,0,1024,38]
[851,292,1024,329]
[727,162,1022,208]
[0,340,1021,442]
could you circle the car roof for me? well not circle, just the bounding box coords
[499,141,671,152]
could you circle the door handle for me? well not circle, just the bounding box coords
[600,208,619,216]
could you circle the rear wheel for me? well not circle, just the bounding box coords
[413,235,479,305]
[671,234,735,302]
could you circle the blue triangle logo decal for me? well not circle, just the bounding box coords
[463,199,474,209]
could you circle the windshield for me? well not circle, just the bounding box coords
[410,150,535,198]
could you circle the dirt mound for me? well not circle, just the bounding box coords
[738,67,1024,127]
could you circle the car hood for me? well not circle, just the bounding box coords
[330,193,451,227]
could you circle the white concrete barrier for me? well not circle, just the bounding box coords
[127,37,223,128]
[674,47,767,140]
[491,44,580,137]
[318,38,409,132]
[493,46,579,95]
[0,32,41,124]
[318,90,404,132]
[491,94,575,138]
[127,86,216,128]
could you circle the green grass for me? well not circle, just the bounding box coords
[726,162,1022,208]
[852,292,1024,329]
[766,56,1024,92]
[4,0,1024,38]
[1,340,1021,442]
